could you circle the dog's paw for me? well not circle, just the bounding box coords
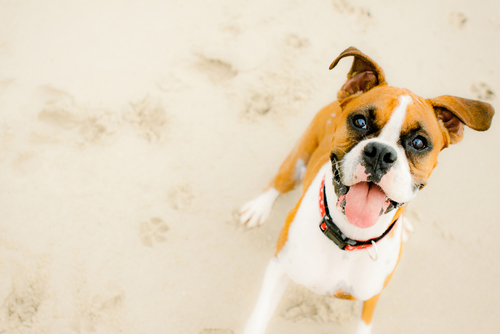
[402,216,414,242]
[239,188,280,228]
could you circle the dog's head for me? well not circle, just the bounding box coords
[329,47,494,229]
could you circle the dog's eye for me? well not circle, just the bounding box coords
[411,136,427,150]
[352,115,367,129]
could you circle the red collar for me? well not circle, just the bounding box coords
[319,175,404,251]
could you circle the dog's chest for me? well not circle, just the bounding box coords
[277,164,403,301]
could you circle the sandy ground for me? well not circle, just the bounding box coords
[0,0,499,333]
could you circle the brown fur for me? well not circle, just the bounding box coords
[263,47,494,326]
[273,102,341,254]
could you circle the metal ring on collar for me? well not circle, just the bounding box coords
[368,240,379,261]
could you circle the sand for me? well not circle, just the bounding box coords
[0,0,499,333]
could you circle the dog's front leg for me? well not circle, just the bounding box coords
[354,294,380,334]
[239,139,311,228]
[243,258,289,334]
[240,105,334,228]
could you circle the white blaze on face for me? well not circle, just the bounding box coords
[375,94,416,203]
[340,94,417,207]
[379,95,412,143]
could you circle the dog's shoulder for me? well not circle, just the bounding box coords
[307,101,342,142]
[300,101,343,191]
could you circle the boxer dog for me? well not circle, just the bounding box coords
[239,47,494,334]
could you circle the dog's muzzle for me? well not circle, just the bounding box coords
[330,154,404,220]
[362,142,397,183]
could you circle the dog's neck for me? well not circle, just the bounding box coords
[323,166,398,242]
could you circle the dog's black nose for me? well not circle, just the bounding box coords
[362,142,397,183]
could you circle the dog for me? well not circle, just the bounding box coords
[239,47,494,334]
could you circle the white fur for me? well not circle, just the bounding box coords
[278,164,402,300]
[341,94,417,203]
[402,216,414,242]
[379,95,412,143]
[325,166,397,242]
[243,258,289,334]
[243,163,404,334]
[240,187,280,228]
[242,96,414,334]
[295,158,306,183]
[355,319,373,334]
[353,301,373,334]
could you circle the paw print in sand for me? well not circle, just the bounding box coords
[471,82,495,101]
[139,217,169,247]
[448,12,467,29]
[125,95,168,143]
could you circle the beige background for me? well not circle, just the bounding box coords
[0,0,499,333]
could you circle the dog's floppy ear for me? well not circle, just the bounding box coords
[428,95,494,145]
[330,47,387,101]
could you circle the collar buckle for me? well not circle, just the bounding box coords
[319,174,403,253]
[320,214,350,250]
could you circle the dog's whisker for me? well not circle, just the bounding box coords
[243,46,494,334]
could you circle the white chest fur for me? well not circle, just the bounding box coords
[277,163,403,301]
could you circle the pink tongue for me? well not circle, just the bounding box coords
[344,182,387,229]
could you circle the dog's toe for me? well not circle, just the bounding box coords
[239,188,280,228]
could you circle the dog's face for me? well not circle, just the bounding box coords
[328,48,494,229]
[330,87,446,228]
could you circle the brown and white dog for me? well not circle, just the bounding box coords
[240,47,494,334]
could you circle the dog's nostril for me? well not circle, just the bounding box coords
[364,145,377,158]
[363,142,397,167]
[362,142,397,183]
[383,151,397,164]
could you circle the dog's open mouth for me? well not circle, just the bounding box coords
[332,160,401,229]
